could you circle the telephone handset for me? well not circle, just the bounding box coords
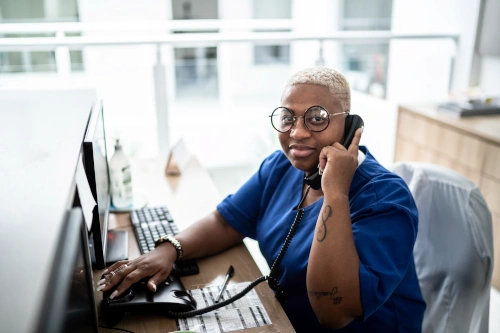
[304,114,364,190]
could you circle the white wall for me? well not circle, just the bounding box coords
[381,0,481,168]
[350,91,396,167]
[479,55,500,95]
[387,0,481,104]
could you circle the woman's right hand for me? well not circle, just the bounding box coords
[96,242,178,299]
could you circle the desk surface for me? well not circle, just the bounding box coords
[96,156,295,332]
[400,104,500,145]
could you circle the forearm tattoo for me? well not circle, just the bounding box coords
[317,205,332,242]
[308,287,343,305]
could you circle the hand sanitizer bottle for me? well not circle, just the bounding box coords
[110,139,133,209]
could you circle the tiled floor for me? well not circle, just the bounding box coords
[208,165,500,332]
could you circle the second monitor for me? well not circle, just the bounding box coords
[83,99,128,269]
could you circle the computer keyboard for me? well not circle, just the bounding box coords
[130,206,199,276]
[131,206,179,253]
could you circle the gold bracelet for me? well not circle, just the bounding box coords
[154,235,183,260]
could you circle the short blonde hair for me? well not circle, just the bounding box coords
[284,67,351,112]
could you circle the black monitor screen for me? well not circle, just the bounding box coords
[37,207,98,333]
[62,210,99,333]
[83,100,111,268]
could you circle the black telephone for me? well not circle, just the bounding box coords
[304,114,364,190]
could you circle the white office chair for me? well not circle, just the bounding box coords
[390,162,494,333]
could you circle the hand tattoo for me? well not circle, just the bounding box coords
[308,287,343,305]
[317,205,332,242]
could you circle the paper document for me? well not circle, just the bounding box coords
[176,282,272,333]
[75,154,96,230]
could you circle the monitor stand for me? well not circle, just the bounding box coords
[106,230,129,266]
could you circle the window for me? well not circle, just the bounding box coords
[0,38,57,73]
[174,47,218,98]
[171,0,218,20]
[254,39,290,65]
[0,0,84,73]
[339,0,392,98]
[253,0,291,65]
[171,0,219,100]
[340,0,392,31]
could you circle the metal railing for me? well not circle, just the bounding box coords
[0,20,459,154]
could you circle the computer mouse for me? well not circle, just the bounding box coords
[173,290,197,310]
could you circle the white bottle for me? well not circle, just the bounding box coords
[110,139,134,209]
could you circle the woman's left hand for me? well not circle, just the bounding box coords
[318,127,363,197]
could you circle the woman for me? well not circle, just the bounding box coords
[100,67,426,332]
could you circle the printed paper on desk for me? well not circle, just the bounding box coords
[76,154,96,230]
[177,282,272,333]
[166,138,192,176]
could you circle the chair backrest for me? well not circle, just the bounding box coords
[390,162,494,333]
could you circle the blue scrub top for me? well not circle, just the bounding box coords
[217,146,426,332]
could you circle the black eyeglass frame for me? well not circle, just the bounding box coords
[269,106,349,133]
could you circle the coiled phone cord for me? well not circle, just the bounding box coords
[168,185,312,319]
[268,185,310,301]
[167,275,267,319]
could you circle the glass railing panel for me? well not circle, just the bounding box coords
[66,32,84,72]
[339,42,389,99]
[174,47,219,101]
[0,27,457,170]
[0,33,56,73]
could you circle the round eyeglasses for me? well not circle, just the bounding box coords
[269,106,348,133]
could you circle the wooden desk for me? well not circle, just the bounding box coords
[95,156,295,332]
[394,104,500,289]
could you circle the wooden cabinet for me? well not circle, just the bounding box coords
[394,105,500,289]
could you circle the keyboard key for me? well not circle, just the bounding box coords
[130,206,199,276]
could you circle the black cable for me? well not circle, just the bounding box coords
[167,275,267,319]
[105,186,312,322]
[99,325,135,333]
[267,185,310,300]
[168,185,312,317]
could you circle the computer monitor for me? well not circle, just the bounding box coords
[36,207,99,333]
[83,99,127,269]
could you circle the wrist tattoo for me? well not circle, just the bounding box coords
[317,205,332,242]
[308,287,343,305]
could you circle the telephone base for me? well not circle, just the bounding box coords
[101,274,197,327]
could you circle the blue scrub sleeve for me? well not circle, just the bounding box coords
[352,203,418,320]
[217,151,282,239]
